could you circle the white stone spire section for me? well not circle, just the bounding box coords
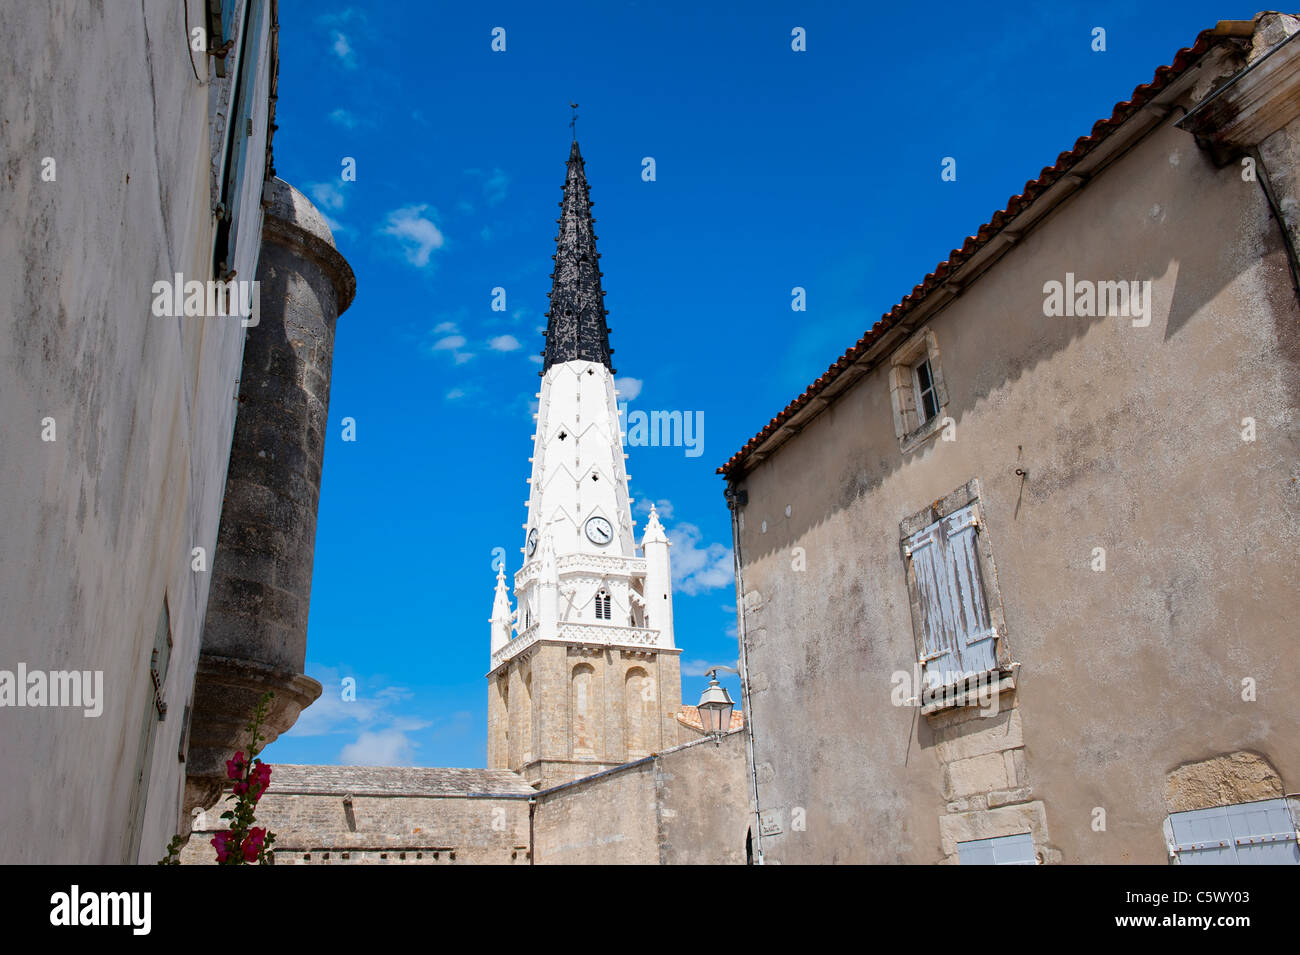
[640,504,675,649]
[486,140,678,671]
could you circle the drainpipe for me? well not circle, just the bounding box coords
[528,797,536,866]
[1247,144,1300,301]
[726,481,764,864]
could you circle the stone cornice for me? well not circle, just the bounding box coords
[487,621,677,674]
[263,212,357,313]
[1181,20,1300,157]
[514,552,646,590]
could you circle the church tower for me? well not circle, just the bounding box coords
[487,141,683,788]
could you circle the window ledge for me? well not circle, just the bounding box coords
[920,670,1016,716]
[900,411,947,454]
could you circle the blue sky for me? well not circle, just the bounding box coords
[264,0,1255,767]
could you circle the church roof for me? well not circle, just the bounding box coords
[542,140,614,372]
[717,18,1251,479]
[267,765,537,797]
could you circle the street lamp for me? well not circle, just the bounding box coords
[697,666,736,735]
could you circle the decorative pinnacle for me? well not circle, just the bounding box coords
[642,504,670,546]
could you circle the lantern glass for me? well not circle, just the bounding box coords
[696,677,734,734]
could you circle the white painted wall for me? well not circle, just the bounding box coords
[0,0,271,862]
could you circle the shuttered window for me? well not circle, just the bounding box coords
[905,502,998,690]
[1169,799,1300,865]
[958,832,1037,865]
[213,0,269,279]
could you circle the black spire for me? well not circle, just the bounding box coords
[542,140,612,372]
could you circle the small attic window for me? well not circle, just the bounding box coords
[558,431,567,441]
[889,328,949,453]
[592,474,598,481]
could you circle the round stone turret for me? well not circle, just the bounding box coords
[186,178,356,817]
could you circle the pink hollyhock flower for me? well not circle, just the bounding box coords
[242,827,267,862]
[249,761,272,801]
[225,752,246,780]
[212,830,235,863]
[232,780,249,796]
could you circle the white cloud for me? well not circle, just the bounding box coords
[464,167,510,206]
[528,354,543,365]
[287,668,437,769]
[483,169,509,205]
[331,31,357,67]
[681,659,717,678]
[433,335,467,351]
[616,376,643,401]
[381,205,445,267]
[668,522,733,595]
[446,388,465,400]
[433,321,458,334]
[340,729,417,766]
[317,8,368,28]
[489,334,521,352]
[634,497,674,520]
[328,107,357,129]
[430,711,475,743]
[308,182,346,212]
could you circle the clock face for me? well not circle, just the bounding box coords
[584,516,614,545]
[526,527,539,556]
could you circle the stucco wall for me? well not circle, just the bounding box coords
[533,729,750,864]
[0,0,268,862]
[733,111,1300,862]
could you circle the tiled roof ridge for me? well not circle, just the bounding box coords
[718,17,1254,477]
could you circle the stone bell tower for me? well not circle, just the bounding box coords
[486,140,682,788]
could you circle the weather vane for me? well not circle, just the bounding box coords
[569,101,579,140]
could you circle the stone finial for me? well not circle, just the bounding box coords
[642,503,670,546]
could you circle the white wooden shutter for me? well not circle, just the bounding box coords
[905,525,955,687]
[958,832,1036,865]
[942,504,998,677]
[905,503,996,689]
[1170,799,1300,865]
